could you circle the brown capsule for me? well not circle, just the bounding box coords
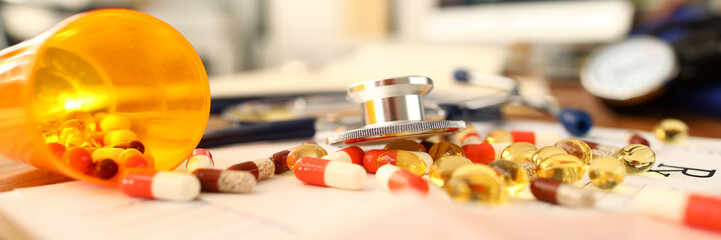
[194,168,256,193]
[270,150,291,174]
[384,139,427,152]
[628,133,650,147]
[94,158,119,179]
[114,140,146,154]
[227,158,275,180]
[530,178,595,208]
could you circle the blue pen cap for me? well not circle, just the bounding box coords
[558,108,593,136]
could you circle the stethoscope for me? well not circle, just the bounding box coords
[321,72,592,145]
[203,72,593,147]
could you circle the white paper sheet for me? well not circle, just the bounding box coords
[1,120,721,239]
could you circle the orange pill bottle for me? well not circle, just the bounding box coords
[0,9,209,186]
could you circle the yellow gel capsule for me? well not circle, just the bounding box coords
[589,156,625,190]
[484,129,512,144]
[537,154,586,183]
[444,164,508,204]
[530,146,567,166]
[118,148,143,164]
[615,144,655,174]
[384,139,427,152]
[286,144,328,171]
[429,155,473,187]
[500,142,537,163]
[377,150,427,177]
[653,118,688,143]
[36,120,61,143]
[65,110,96,132]
[99,114,131,132]
[428,142,465,161]
[91,147,124,162]
[103,129,138,147]
[57,119,94,147]
[516,161,537,181]
[487,159,529,195]
[554,138,592,165]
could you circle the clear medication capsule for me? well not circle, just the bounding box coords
[554,138,592,165]
[294,157,366,190]
[461,143,507,164]
[445,164,508,204]
[500,142,537,163]
[429,155,473,187]
[194,168,256,193]
[227,157,276,180]
[509,130,561,147]
[322,146,365,165]
[186,153,215,173]
[616,144,656,174]
[536,154,586,183]
[428,142,465,161]
[531,146,567,166]
[384,139,427,152]
[484,129,512,144]
[455,125,483,145]
[530,178,595,208]
[286,144,328,171]
[634,187,721,232]
[377,150,427,177]
[488,159,529,196]
[583,140,621,158]
[119,169,200,201]
[192,148,213,159]
[227,158,275,180]
[376,165,428,195]
[653,118,689,143]
[588,156,625,190]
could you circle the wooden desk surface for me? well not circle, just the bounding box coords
[1,82,719,192]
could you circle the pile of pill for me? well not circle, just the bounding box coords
[39,110,154,181]
[263,125,659,205]
[47,114,709,219]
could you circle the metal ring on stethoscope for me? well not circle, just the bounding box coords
[326,76,466,145]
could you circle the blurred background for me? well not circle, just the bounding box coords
[2,0,721,136]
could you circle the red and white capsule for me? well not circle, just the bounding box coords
[375,165,428,194]
[119,169,200,201]
[635,187,721,232]
[294,157,366,190]
[583,140,621,158]
[322,146,365,165]
[462,143,507,164]
[510,130,561,147]
[530,178,595,208]
[186,149,215,173]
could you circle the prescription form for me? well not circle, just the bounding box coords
[1,120,720,240]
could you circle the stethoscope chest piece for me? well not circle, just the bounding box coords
[326,76,466,145]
